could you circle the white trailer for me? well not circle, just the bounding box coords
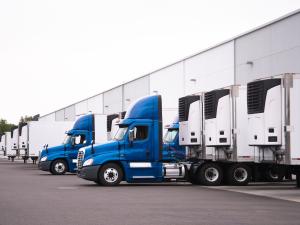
[0,133,6,156]
[18,123,28,160]
[27,121,74,162]
[247,73,300,186]
[10,127,19,158]
[179,85,255,185]
[5,131,13,159]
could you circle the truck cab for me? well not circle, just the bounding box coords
[162,119,185,162]
[77,95,188,185]
[39,114,115,175]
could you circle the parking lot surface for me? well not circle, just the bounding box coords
[1,159,300,225]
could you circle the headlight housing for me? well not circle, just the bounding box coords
[83,158,93,167]
[40,156,47,162]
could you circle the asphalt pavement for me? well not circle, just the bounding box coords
[1,159,300,225]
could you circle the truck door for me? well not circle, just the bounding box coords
[123,122,163,180]
[124,124,153,162]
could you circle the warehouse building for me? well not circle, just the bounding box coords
[39,9,300,126]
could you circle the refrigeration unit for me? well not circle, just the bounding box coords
[178,95,203,158]
[247,73,300,165]
[204,85,253,162]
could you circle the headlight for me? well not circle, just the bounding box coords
[40,156,47,162]
[83,158,93,167]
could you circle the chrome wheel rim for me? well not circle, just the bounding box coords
[205,167,219,182]
[269,169,279,180]
[104,168,118,183]
[55,162,65,173]
[234,168,248,182]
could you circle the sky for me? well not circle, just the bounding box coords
[1,0,300,124]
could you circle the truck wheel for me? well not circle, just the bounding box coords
[51,159,68,175]
[227,164,251,186]
[264,167,284,182]
[98,163,123,186]
[198,163,223,186]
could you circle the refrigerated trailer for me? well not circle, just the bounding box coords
[25,121,74,163]
[178,85,258,185]
[6,127,18,161]
[247,73,300,185]
[0,133,5,156]
[18,123,28,160]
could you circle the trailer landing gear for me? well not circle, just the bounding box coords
[30,157,38,164]
[296,172,300,188]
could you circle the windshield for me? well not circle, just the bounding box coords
[113,127,128,141]
[163,129,178,143]
[62,135,71,145]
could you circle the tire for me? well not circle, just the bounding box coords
[227,164,251,186]
[98,163,123,186]
[51,159,68,175]
[198,163,223,186]
[264,166,284,182]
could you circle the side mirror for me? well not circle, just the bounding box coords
[128,129,134,143]
[71,137,75,147]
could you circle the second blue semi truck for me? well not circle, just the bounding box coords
[38,113,120,174]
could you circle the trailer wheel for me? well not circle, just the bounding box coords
[198,163,223,186]
[264,167,284,182]
[98,163,123,186]
[227,164,251,186]
[51,159,68,175]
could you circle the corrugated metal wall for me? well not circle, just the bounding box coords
[39,11,300,123]
[235,13,300,84]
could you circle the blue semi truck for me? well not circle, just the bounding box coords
[38,113,120,175]
[77,95,194,185]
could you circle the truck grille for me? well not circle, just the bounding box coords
[77,150,85,169]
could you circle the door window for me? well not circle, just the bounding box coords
[132,126,148,141]
[74,134,86,145]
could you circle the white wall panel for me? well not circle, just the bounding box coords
[88,94,103,114]
[39,113,55,122]
[150,62,184,109]
[64,105,76,121]
[235,13,300,84]
[75,101,88,116]
[55,109,64,121]
[123,76,150,110]
[103,87,123,114]
[184,41,235,95]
